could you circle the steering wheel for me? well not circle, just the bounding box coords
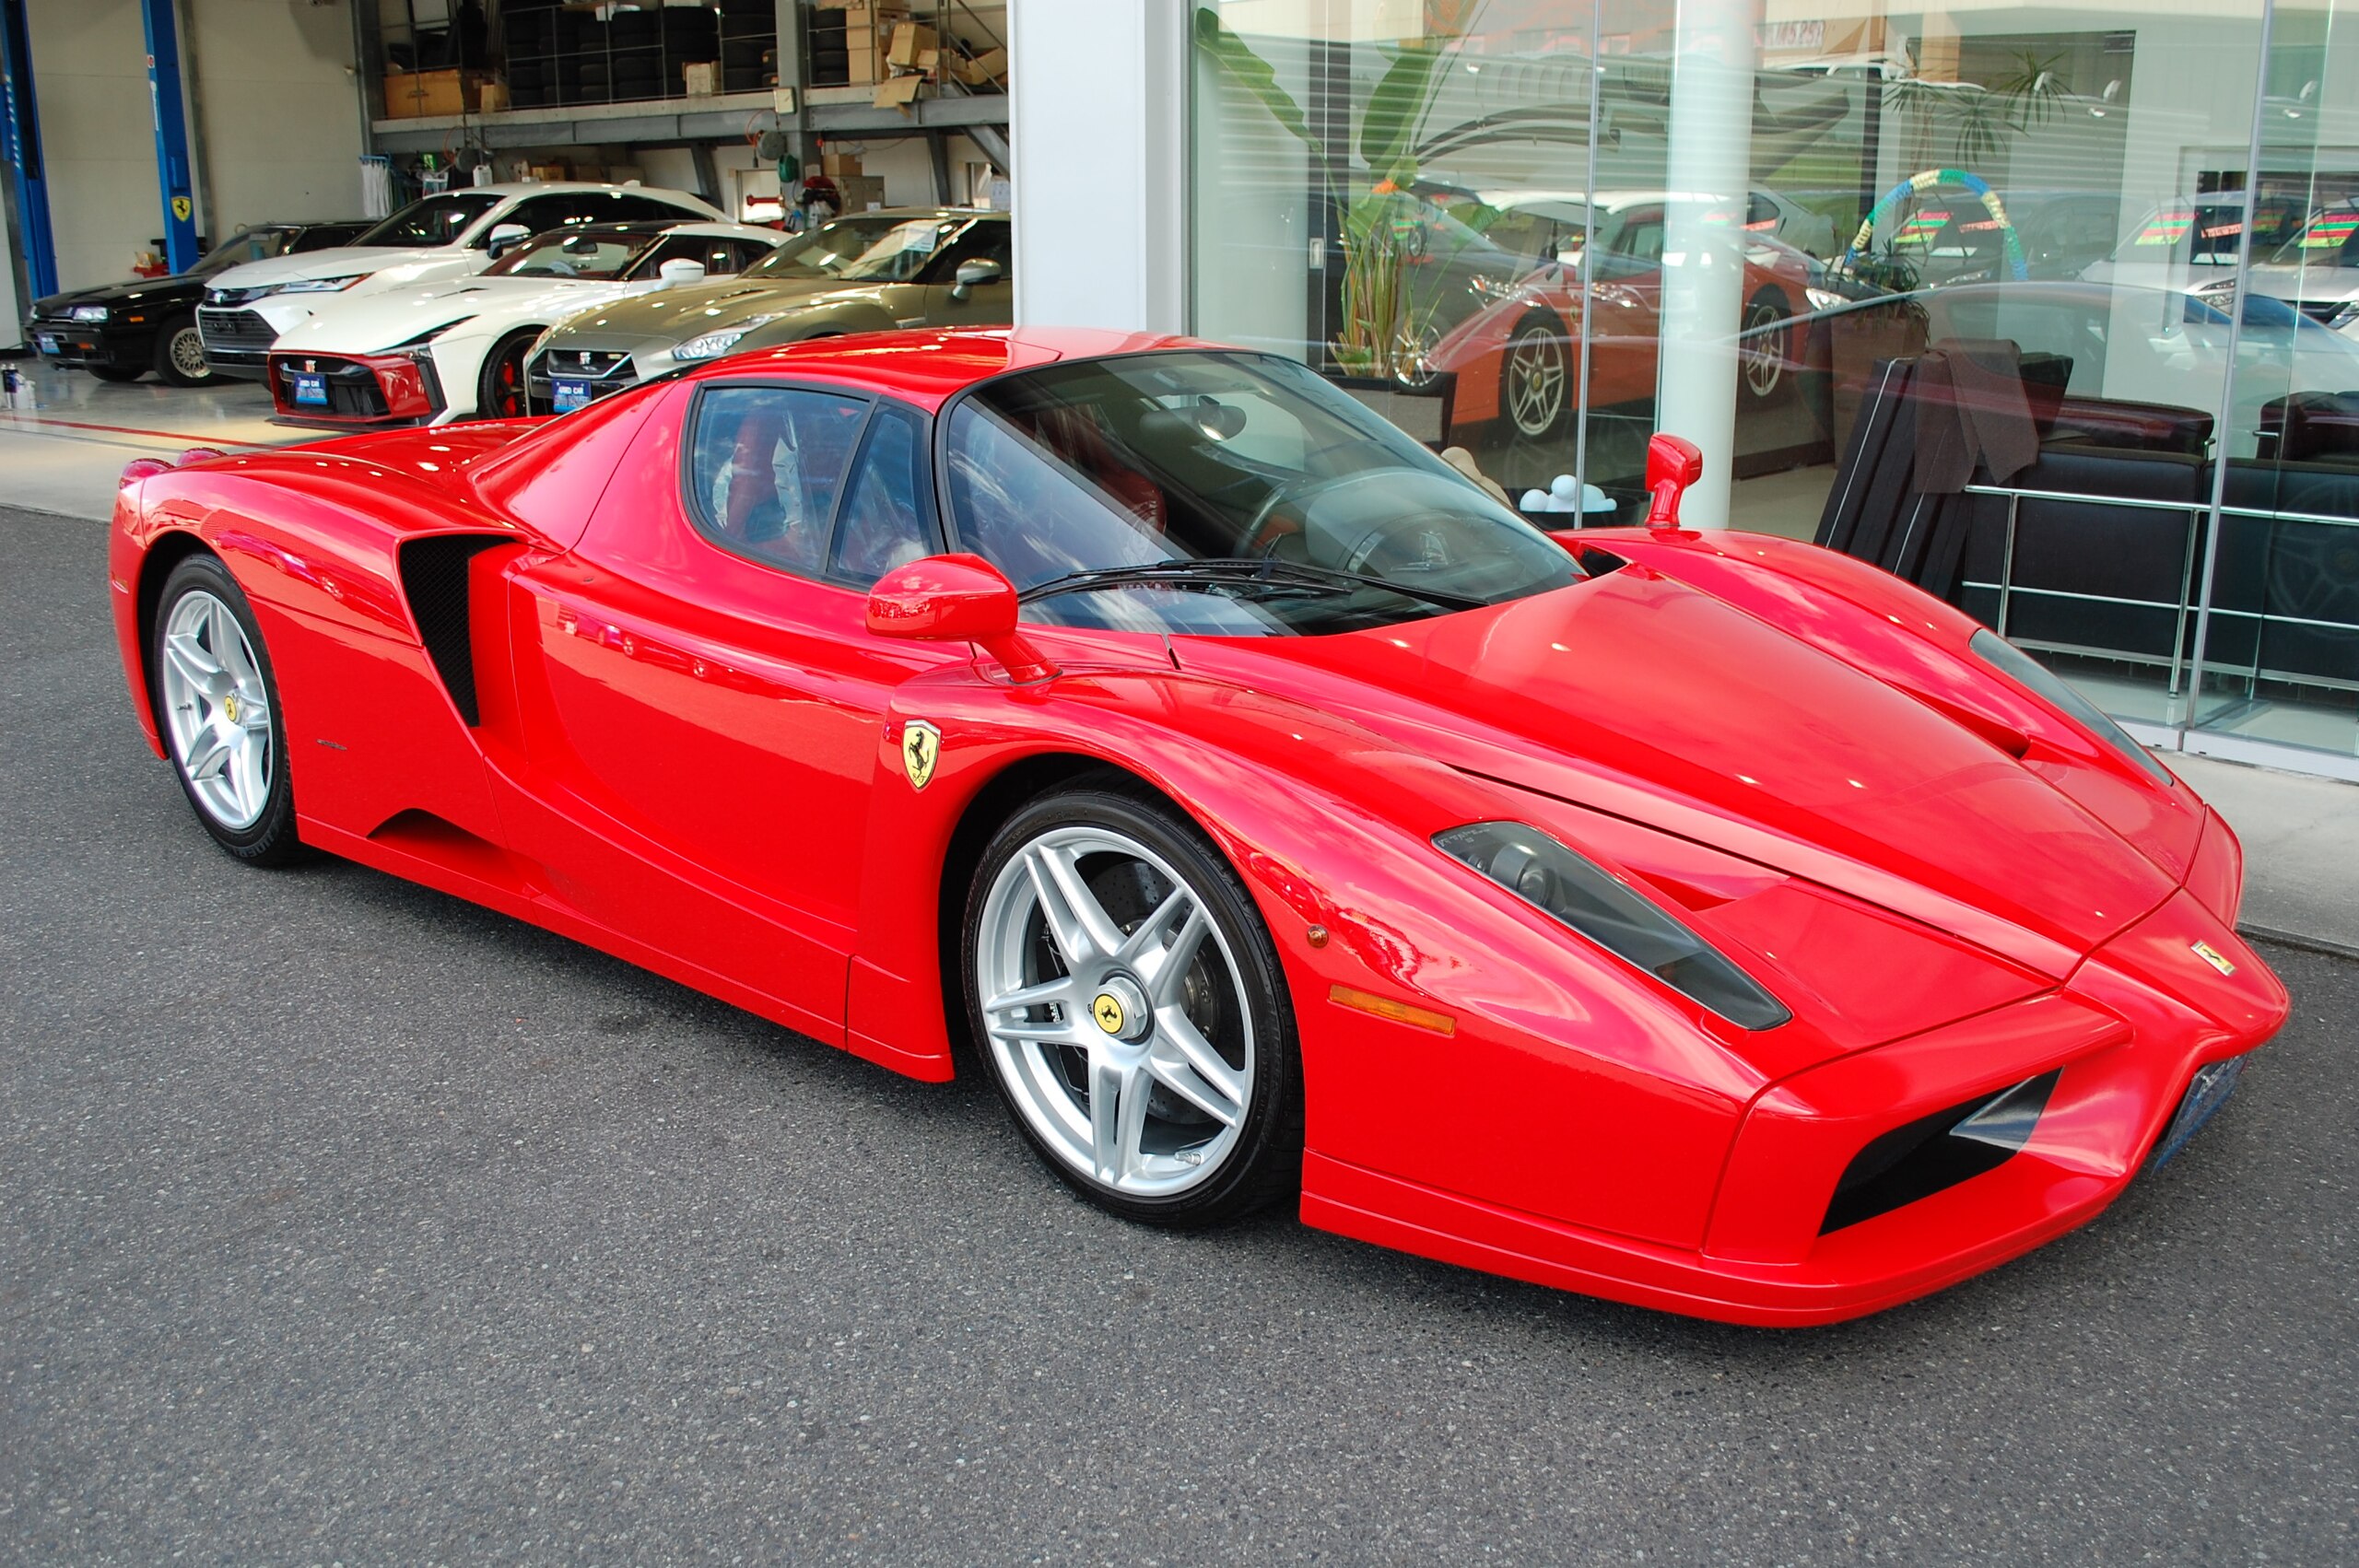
[1239,471,1388,559]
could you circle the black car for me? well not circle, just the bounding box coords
[24,221,371,387]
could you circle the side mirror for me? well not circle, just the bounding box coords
[949,258,1003,301]
[865,553,1056,683]
[485,222,532,258]
[656,257,709,287]
[1644,432,1705,532]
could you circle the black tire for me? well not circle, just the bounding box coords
[475,328,541,420]
[152,314,215,387]
[1498,310,1570,439]
[149,555,305,867]
[962,784,1303,1228]
[88,365,146,384]
[1739,288,1795,405]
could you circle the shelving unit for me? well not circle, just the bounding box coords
[501,0,740,110]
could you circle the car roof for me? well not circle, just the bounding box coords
[677,327,1219,412]
[518,219,769,240]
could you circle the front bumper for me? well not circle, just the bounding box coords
[26,320,156,371]
[264,349,443,428]
[524,345,642,414]
[1302,889,2287,1327]
[197,295,320,381]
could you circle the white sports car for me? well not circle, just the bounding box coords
[197,181,725,380]
[261,220,785,427]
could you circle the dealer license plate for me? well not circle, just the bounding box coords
[552,379,593,413]
[289,370,328,408]
[36,333,59,355]
[2149,1056,2245,1168]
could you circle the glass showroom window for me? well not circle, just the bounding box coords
[1191,0,2359,770]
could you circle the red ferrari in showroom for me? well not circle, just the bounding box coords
[109,327,2286,1326]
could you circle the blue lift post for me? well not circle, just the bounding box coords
[139,0,197,274]
[0,0,58,298]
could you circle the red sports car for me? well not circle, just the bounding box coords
[109,328,2286,1326]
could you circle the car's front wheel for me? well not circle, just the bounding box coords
[1501,310,1571,439]
[151,555,302,865]
[154,314,215,387]
[963,785,1301,1226]
[476,329,540,420]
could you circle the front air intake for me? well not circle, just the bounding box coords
[1822,1070,2062,1234]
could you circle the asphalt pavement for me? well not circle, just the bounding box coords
[2,503,2353,1566]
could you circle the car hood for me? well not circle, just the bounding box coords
[275,273,653,354]
[33,275,205,313]
[2245,262,2359,304]
[1185,565,2183,976]
[547,273,855,349]
[205,243,446,293]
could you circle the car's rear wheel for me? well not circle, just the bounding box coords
[476,329,540,420]
[964,786,1301,1227]
[88,366,146,384]
[1501,310,1570,439]
[153,314,215,387]
[151,555,302,866]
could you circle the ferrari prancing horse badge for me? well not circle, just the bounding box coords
[901,720,941,790]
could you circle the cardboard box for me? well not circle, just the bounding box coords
[833,174,887,210]
[476,77,510,113]
[885,21,937,70]
[872,73,922,109]
[682,60,719,95]
[954,45,1007,85]
[381,68,489,120]
[821,149,863,177]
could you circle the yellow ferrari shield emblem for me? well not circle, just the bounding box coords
[2191,941,2236,977]
[900,720,941,790]
[1092,993,1125,1034]
[171,195,193,222]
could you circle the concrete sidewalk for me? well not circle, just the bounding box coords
[2172,754,2359,960]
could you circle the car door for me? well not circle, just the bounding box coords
[501,379,961,1035]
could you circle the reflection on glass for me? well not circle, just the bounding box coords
[1190,0,2359,766]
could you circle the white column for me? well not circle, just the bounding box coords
[1653,0,1761,529]
[1008,0,1191,333]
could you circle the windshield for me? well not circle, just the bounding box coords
[488,230,649,279]
[2272,207,2359,268]
[838,218,965,282]
[354,192,502,249]
[747,214,907,278]
[944,351,1580,636]
[191,228,291,276]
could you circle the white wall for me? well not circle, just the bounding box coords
[185,0,366,228]
[24,0,366,291]
[22,0,154,290]
[1008,0,1189,332]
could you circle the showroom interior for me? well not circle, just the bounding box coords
[4,0,2358,781]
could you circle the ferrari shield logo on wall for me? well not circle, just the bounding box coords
[901,720,941,790]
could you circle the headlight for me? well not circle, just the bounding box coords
[1434,823,1791,1030]
[1970,628,2173,786]
[1805,286,1849,312]
[2328,300,2359,330]
[390,316,475,357]
[673,311,782,361]
[70,304,111,323]
[273,275,368,296]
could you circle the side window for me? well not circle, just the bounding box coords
[828,404,934,585]
[922,221,1013,283]
[687,387,870,576]
[724,238,779,272]
[636,233,724,276]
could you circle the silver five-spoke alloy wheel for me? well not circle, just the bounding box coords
[975,825,1254,1199]
[159,589,275,831]
[1506,318,1568,438]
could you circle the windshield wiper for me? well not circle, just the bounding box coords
[1017,557,1487,611]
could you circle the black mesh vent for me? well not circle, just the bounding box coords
[1822,1069,2062,1234]
[397,536,510,726]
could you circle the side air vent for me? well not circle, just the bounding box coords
[396,534,511,726]
[1822,1069,2062,1234]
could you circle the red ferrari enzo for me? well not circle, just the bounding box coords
[109,328,2286,1326]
